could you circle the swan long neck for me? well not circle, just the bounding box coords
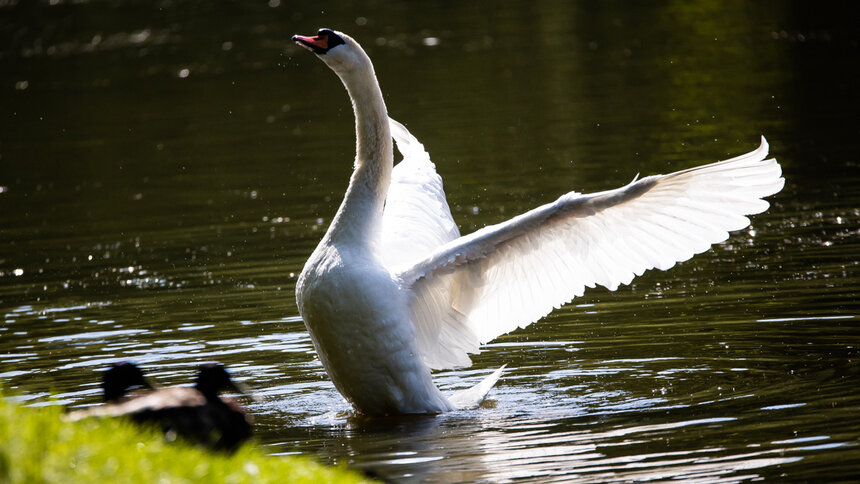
[326,56,392,248]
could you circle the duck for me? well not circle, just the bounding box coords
[66,363,254,452]
[291,28,784,416]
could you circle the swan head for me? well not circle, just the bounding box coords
[292,28,370,74]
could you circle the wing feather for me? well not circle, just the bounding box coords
[379,118,459,268]
[400,137,784,369]
[380,119,481,369]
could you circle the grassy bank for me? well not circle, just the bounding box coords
[0,394,370,484]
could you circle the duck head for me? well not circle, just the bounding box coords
[102,361,152,402]
[195,363,255,401]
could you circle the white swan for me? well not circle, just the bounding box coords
[291,29,785,416]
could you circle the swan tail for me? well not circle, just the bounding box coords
[447,365,506,410]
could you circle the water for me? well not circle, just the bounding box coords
[2,1,859,481]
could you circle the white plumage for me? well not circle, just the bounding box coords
[292,29,784,416]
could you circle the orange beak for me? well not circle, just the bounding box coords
[293,33,330,53]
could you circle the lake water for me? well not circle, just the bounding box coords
[2,2,859,482]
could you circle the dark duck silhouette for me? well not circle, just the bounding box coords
[66,363,254,452]
[101,361,154,402]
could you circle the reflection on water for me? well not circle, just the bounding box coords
[2,1,860,482]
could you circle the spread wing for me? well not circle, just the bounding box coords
[398,137,784,370]
[379,118,460,267]
[380,120,478,369]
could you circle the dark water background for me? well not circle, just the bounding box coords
[2,1,859,482]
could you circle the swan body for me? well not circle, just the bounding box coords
[292,29,784,416]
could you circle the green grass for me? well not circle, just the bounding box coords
[0,393,372,484]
